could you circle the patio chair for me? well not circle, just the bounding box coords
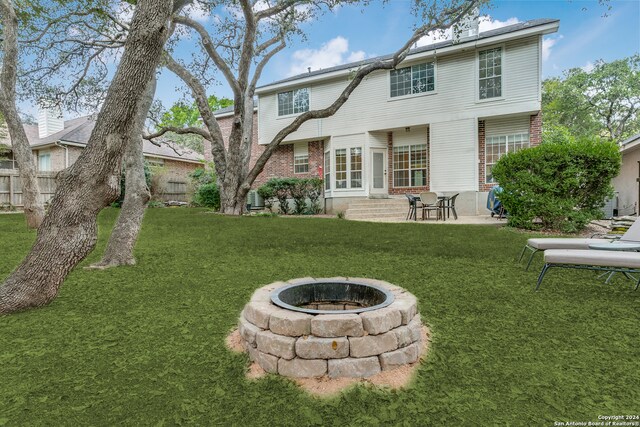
[442,193,459,220]
[419,192,442,220]
[519,216,640,270]
[405,194,419,221]
[536,249,640,291]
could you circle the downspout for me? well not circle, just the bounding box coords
[54,140,69,168]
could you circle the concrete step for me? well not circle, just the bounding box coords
[345,207,407,215]
[345,212,407,220]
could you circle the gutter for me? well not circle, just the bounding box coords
[54,140,69,168]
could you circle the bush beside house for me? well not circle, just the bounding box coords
[492,134,621,232]
[258,178,323,215]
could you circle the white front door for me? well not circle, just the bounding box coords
[370,148,388,195]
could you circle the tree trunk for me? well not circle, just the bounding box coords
[0,0,175,315]
[88,76,156,269]
[0,0,45,229]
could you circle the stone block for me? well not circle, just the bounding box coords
[239,315,262,346]
[354,277,402,292]
[407,314,422,343]
[328,357,381,378]
[250,282,286,304]
[311,314,364,337]
[295,336,349,359]
[256,330,296,360]
[394,325,413,348]
[243,302,275,329]
[242,339,258,361]
[393,293,418,325]
[360,307,402,335]
[255,350,279,374]
[379,343,420,370]
[277,358,327,378]
[349,331,398,358]
[269,310,312,337]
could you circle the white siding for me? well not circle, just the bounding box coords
[258,36,542,145]
[430,119,477,191]
[485,116,530,137]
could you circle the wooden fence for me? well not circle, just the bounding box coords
[0,170,56,206]
[0,169,189,206]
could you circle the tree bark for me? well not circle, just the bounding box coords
[0,0,45,229]
[88,76,157,269]
[0,0,175,315]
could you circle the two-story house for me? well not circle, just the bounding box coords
[255,18,559,215]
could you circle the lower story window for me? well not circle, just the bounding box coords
[38,153,51,171]
[294,154,309,173]
[324,151,330,190]
[393,144,427,187]
[485,133,529,183]
[334,147,362,189]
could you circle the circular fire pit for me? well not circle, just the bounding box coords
[238,277,424,379]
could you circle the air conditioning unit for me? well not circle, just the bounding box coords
[247,190,265,210]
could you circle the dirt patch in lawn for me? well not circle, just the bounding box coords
[226,326,432,397]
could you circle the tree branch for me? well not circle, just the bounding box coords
[145,126,211,141]
[173,15,241,97]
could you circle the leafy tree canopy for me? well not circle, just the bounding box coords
[542,55,640,142]
[156,95,233,130]
[154,95,232,153]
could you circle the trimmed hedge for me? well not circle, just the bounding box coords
[491,137,621,232]
[190,166,220,210]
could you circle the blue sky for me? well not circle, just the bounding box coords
[20,0,640,118]
[153,0,639,110]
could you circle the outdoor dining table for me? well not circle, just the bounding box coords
[411,194,448,221]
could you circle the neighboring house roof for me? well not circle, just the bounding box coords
[257,18,559,92]
[620,133,640,154]
[213,104,258,119]
[5,116,203,163]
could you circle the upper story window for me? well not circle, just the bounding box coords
[390,62,435,98]
[278,88,309,116]
[479,47,502,100]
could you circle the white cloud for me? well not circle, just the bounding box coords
[417,16,520,47]
[183,2,211,23]
[288,36,369,76]
[478,16,520,32]
[542,35,563,62]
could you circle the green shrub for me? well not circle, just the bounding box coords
[492,135,621,233]
[190,166,220,210]
[257,177,324,215]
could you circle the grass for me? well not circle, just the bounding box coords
[0,208,638,426]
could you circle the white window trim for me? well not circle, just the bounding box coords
[475,44,505,103]
[324,150,331,193]
[293,142,309,174]
[333,146,363,191]
[387,60,437,101]
[484,132,530,184]
[392,142,428,188]
[277,87,311,119]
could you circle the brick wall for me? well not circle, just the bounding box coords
[387,128,431,195]
[212,112,323,188]
[478,112,542,191]
[529,111,542,146]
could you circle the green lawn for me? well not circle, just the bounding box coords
[0,209,638,426]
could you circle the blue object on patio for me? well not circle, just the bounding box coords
[487,186,505,218]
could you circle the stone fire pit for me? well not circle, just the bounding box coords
[238,277,424,379]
